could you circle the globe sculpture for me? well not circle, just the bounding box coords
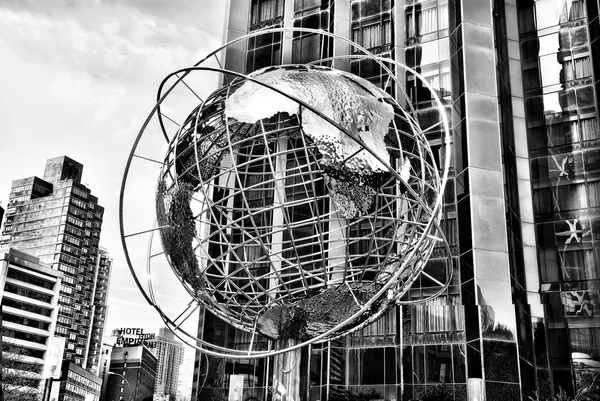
[120,28,451,358]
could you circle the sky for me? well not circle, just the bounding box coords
[0,0,228,345]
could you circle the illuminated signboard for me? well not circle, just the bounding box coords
[111,328,157,348]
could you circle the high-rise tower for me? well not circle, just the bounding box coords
[86,247,113,374]
[187,1,600,400]
[154,327,185,401]
[0,156,106,369]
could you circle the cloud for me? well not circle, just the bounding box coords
[0,0,223,86]
[109,294,191,316]
[120,284,192,302]
[0,0,223,334]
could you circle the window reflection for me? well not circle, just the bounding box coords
[535,0,586,30]
[413,346,425,384]
[310,347,323,387]
[351,0,393,89]
[539,55,562,87]
[292,0,332,64]
[250,0,283,27]
[425,345,452,384]
[405,1,449,41]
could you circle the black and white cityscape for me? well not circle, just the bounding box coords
[3,1,600,401]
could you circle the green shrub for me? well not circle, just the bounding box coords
[417,384,454,401]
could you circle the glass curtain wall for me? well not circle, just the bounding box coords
[247,0,285,73]
[292,0,334,64]
[350,0,394,90]
[402,0,464,399]
[518,0,600,395]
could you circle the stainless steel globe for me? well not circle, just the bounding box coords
[120,28,451,358]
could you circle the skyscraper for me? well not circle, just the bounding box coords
[154,327,185,401]
[0,204,5,229]
[86,247,113,375]
[186,0,600,400]
[0,156,106,369]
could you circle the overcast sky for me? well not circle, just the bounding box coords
[0,0,228,342]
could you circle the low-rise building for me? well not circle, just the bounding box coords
[102,345,157,401]
[47,360,102,401]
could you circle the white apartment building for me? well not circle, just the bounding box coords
[1,247,63,395]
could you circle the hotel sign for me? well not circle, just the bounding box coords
[111,328,157,348]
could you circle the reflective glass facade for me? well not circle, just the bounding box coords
[191,0,600,400]
[519,0,600,395]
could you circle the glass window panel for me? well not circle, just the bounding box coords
[573,56,592,79]
[452,344,466,383]
[535,0,569,29]
[560,249,596,281]
[417,41,440,66]
[466,341,482,377]
[581,117,600,141]
[539,55,563,87]
[519,2,536,33]
[310,348,322,386]
[329,347,346,385]
[571,26,589,47]
[557,88,577,111]
[541,92,560,115]
[483,340,519,383]
[425,345,452,384]
[559,28,572,49]
[348,349,361,385]
[439,3,449,30]
[521,39,540,63]
[585,150,600,171]
[385,347,396,384]
[361,0,381,18]
[538,33,560,56]
[352,0,360,20]
[294,34,321,64]
[418,6,438,35]
[587,181,600,207]
[533,187,552,214]
[402,346,413,383]
[555,217,592,246]
[362,23,383,49]
[295,0,321,11]
[547,153,584,179]
[576,85,595,108]
[554,183,588,211]
[414,346,425,384]
[364,348,386,384]
[562,290,599,317]
[569,0,586,20]
[570,327,600,361]
[526,96,545,120]
[406,11,414,38]
[251,0,283,25]
[359,57,380,78]
[300,13,320,29]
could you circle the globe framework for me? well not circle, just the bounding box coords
[120,28,451,358]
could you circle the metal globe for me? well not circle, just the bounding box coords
[154,64,443,342]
